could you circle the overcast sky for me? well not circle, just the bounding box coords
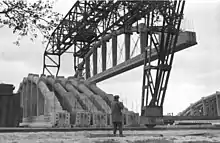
[0,0,219,115]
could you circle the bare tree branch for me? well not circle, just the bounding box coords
[0,0,62,46]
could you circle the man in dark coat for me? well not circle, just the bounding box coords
[111,95,124,136]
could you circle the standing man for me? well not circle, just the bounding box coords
[111,95,124,136]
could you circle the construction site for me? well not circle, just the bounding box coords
[1,0,220,142]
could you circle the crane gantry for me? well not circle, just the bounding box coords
[43,0,186,127]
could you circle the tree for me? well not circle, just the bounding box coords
[0,0,63,46]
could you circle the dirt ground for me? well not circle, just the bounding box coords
[1,130,220,143]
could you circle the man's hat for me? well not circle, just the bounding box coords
[114,95,119,99]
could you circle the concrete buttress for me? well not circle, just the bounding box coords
[83,81,113,108]
[46,77,83,112]
[69,78,110,113]
[65,81,98,112]
[38,76,62,114]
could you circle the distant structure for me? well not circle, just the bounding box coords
[179,91,220,117]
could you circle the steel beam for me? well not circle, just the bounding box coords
[102,42,107,72]
[125,32,131,61]
[87,31,197,83]
[112,32,117,67]
[93,47,97,75]
[139,24,147,54]
[85,57,90,79]
[44,1,164,76]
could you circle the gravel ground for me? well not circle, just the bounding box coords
[0,130,220,143]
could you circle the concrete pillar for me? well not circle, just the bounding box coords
[28,81,34,117]
[210,99,216,116]
[202,97,207,116]
[37,87,44,116]
[124,32,131,61]
[22,82,26,117]
[102,41,107,71]
[139,23,147,54]
[23,83,26,118]
[215,91,220,116]
[27,82,30,117]
[93,47,97,75]
[29,81,33,117]
[28,82,31,117]
[32,84,38,116]
[112,31,117,66]
[85,57,90,79]
[20,84,23,110]
[33,74,40,116]
[20,84,23,117]
[25,82,29,118]
[36,85,39,116]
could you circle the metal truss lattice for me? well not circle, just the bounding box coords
[141,0,185,115]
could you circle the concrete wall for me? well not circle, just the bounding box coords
[19,74,139,127]
[0,93,22,127]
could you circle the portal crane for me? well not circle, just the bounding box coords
[43,0,186,128]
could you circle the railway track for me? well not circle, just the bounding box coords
[1,124,220,133]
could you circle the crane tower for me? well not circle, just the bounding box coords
[42,0,186,127]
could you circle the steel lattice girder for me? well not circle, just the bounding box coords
[43,0,174,76]
[86,31,196,83]
[141,0,186,112]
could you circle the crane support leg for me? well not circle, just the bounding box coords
[140,0,186,128]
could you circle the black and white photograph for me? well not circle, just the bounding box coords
[0,0,220,142]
